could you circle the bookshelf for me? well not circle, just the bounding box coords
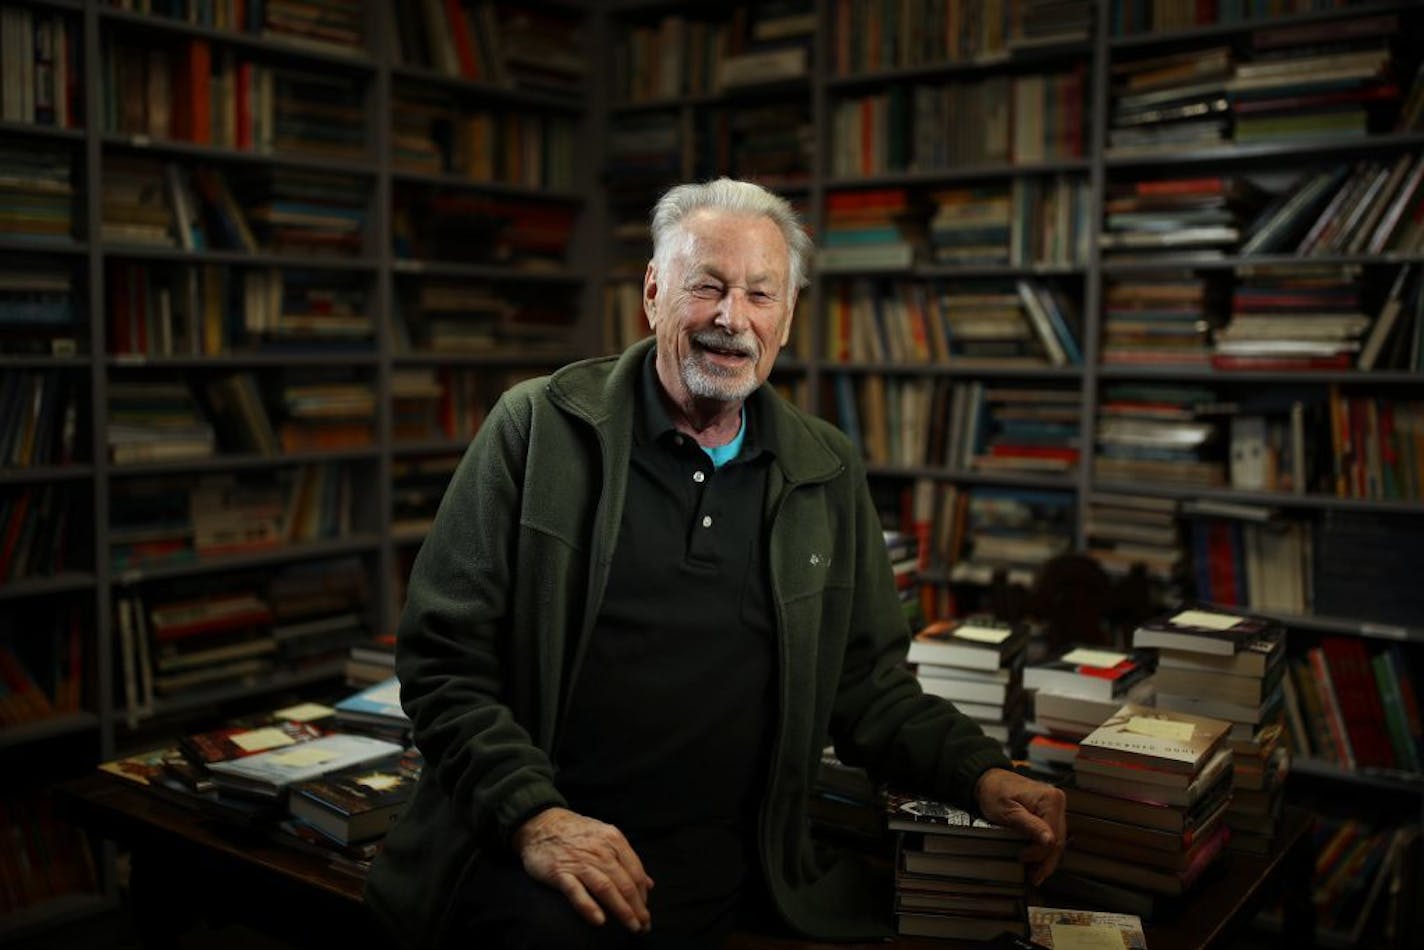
[0,0,593,937]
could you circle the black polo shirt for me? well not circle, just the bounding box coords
[554,349,777,936]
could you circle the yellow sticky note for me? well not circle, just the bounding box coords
[1170,609,1242,631]
[1061,647,1128,668]
[1050,923,1128,950]
[268,746,340,767]
[1126,716,1195,742]
[274,702,334,722]
[956,624,1013,644]
[230,727,297,754]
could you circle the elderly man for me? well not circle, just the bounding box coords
[364,178,1065,948]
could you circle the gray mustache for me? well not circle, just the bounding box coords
[690,331,757,358]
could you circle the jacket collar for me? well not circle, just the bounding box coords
[546,337,843,486]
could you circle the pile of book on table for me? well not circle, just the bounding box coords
[884,791,1031,941]
[907,615,1028,758]
[98,676,417,877]
[1051,700,1234,919]
[1022,641,1154,776]
[1132,606,1290,854]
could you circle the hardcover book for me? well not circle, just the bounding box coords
[1027,906,1147,949]
[1076,702,1232,773]
[908,616,1026,672]
[1022,645,1152,702]
[180,718,327,766]
[206,733,405,800]
[1131,607,1278,656]
[885,793,1029,840]
[288,747,423,845]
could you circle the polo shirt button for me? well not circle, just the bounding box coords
[701,515,712,528]
[674,435,684,446]
[693,471,706,483]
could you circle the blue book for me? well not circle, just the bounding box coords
[334,676,407,728]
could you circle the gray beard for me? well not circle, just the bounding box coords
[681,351,758,402]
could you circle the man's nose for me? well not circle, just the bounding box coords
[715,288,753,332]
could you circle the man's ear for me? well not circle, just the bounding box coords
[643,261,659,328]
[779,289,798,346]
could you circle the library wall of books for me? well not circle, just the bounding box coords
[1,1,1422,946]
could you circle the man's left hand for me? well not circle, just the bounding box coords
[973,767,1067,886]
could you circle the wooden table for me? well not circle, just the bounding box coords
[55,771,1314,949]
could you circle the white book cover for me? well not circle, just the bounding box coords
[208,733,403,793]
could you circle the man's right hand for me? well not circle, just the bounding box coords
[512,806,654,933]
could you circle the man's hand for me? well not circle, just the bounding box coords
[974,768,1067,886]
[512,806,654,933]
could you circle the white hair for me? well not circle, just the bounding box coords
[650,178,813,290]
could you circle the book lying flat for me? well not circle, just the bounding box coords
[288,747,423,845]
[1076,702,1232,774]
[1027,906,1147,949]
[1131,607,1277,656]
[207,733,405,800]
[885,793,1029,839]
[1059,822,1231,895]
[907,617,1026,672]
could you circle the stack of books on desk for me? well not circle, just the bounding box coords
[884,792,1030,942]
[907,616,1028,757]
[1053,702,1235,917]
[1132,607,1290,854]
[1023,643,1154,775]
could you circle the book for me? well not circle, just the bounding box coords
[1022,645,1151,702]
[884,793,1029,841]
[332,675,409,735]
[1059,821,1230,895]
[1077,702,1232,774]
[907,616,1026,672]
[896,912,1028,941]
[181,718,327,766]
[1073,746,1234,807]
[287,747,423,845]
[1131,607,1278,657]
[1027,906,1147,948]
[206,733,405,800]
[1065,769,1231,833]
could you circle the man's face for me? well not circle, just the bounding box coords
[644,208,797,406]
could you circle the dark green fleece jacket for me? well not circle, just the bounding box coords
[363,338,1010,946]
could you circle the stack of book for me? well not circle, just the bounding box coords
[884,792,1030,942]
[907,616,1028,757]
[883,528,925,631]
[1024,643,1155,774]
[1055,702,1235,916]
[284,745,423,877]
[1133,606,1290,854]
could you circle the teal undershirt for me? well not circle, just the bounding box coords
[700,407,746,469]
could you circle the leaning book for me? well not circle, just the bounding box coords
[206,732,405,800]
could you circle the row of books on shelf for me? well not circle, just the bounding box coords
[609,2,814,104]
[108,373,375,463]
[391,0,585,95]
[0,788,97,916]
[825,277,1083,367]
[0,5,77,129]
[106,1,367,55]
[0,370,80,469]
[104,40,364,157]
[391,87,577,189]
[0,483,80,583]
[109,464,360,571]
[1107,11,1423,152]
[0,602,83,729]
[829,67,1086,178]
[828,0,1093,76]
[112,556,368,725]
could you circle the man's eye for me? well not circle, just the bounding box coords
[693,284,723,297]
[750,291,773,302]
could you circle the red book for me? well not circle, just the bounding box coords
[1135,178,1225,196]
[235,61,251,150]
[1321,637,1395,769]
[443,0,480,80]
